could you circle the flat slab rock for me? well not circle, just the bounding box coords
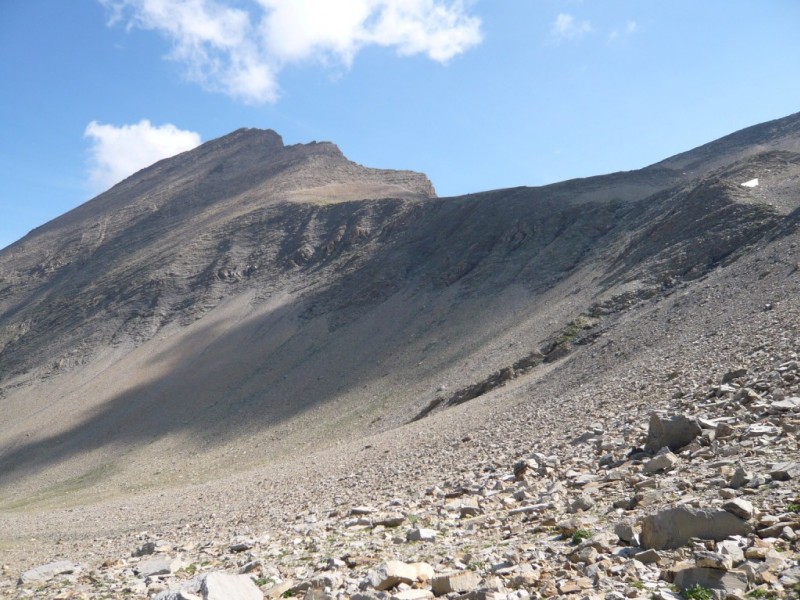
[18,560,79,584]
[136,556,184,577]
[673,566,747,595]
[641,506,752,550]
[153,572,261,600]
[431,571,481,595]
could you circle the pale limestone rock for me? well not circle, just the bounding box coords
[410,563,434,582]
[370,561,417,591]
[18,561,79,585]
[640,507,752,550]
[643,451,679,474]
[136,556,184,577]
[406,528,436,542]
[431,571,481,595]
[717,540,745,565]
[391,590,434,600]
[673,566,747,595]
[614,520,639,545]
[201,572,263,600]
[722,498,754,520]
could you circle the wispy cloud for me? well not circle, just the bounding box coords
[609,19,638,43]
[84,119,201,192]
[100,0,483,104]
[550,13,592,41]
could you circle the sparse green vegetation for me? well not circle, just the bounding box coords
[178,563,199,577]
[747,589,778,600]
[571,529,593,544]
[786,503,800,513]
[683,585,714,600]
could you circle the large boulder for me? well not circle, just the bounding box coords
[641,507,752,550]
[645,413,702,453]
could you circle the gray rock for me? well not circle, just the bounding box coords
[133,541,157,557]
[201,572,263,600]
[136,556,184,577]
[722,368,748,383]
[634,549,662,564]
[406,527,437,542]
[431,571,481,595]
[770,397,800,411]
[351,506,377,515]
[769,461,800,481]
[369,561,417,591]
[722,498,753,520]
[640,506,753,550]
[459,496,482,517]
[390,590,434,600]
[154,590,202,600]
[373,513,406,528]
[18,561,79,585]
[694,551,733,570]
[716,540,745,565]
[568,494,595,513]
[729,467,753,489]
[614,520,639,545]
[645,413,702,454]
[643,450,679,474]
[673,566,747,596]
[229,536,254,552]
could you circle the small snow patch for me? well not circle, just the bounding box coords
[741,178,759,188]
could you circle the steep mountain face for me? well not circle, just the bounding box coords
[1,113,800,508]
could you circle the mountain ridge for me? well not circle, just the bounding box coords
[1,112,800,510]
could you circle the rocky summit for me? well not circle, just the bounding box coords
[1,113,800,599]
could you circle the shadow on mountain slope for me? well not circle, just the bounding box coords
[0,177,793,498]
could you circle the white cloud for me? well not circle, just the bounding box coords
[609,19,638,42]
[84,119,202,191]
[100,0,482,104]
[550,13,592,41]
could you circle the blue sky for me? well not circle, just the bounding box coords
[1,1,799,250]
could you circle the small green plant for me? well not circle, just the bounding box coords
[254,577,270,587]
[180,563,198,576]
[571,529,593,544]
[281,590,297,598]
[786,503,800,513]
[631,580,645,590]
[747,589,778,600]
[683,585,714,600]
